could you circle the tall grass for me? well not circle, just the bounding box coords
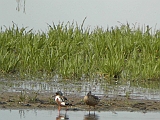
[0,22,160,81]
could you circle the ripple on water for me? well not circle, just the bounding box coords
[0,109,160,120]
[0,78,160,100]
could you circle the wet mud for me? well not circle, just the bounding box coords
[0,92,160,112]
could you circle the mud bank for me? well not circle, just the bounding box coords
[0,92,160,112]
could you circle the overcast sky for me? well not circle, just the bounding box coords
[0,0,160,31]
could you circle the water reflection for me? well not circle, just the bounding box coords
[83,114,99,120]
[19,109,38,119]
[56,114,69,120]
[1,109,160,120]
[16,0,26,13]
[1,76,160,100]
[19,109,25,118]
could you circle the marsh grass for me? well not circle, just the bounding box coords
[0,22,160,81]
[28,91,38,103]
[19,90,26,102]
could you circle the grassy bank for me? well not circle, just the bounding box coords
[0,22,160,80]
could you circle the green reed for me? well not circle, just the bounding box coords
[0,22,160,81]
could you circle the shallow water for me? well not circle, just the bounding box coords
[0,77,160,100]
[0,109,160,120]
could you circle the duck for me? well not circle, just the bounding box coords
[55,91,69,116]
[84,91,100,115]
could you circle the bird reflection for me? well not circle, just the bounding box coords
[84,114,99,120]
[56,114,69,120]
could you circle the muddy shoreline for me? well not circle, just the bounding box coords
[0,92,160,112]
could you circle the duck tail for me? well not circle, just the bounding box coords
[66,101,73,106]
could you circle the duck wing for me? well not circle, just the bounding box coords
[61,96,70,106]
[90,94,100,103]
[60,96,68,101]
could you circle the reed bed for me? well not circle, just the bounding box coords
[0,22,160,81]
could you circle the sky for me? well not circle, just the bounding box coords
[0,0,160,32]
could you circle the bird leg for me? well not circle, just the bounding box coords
[65,106,68,115]
[58,106,61,116]
[89,106,90,115]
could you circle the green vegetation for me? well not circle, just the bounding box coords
[19,90,26,102]
[0,22,160,81]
